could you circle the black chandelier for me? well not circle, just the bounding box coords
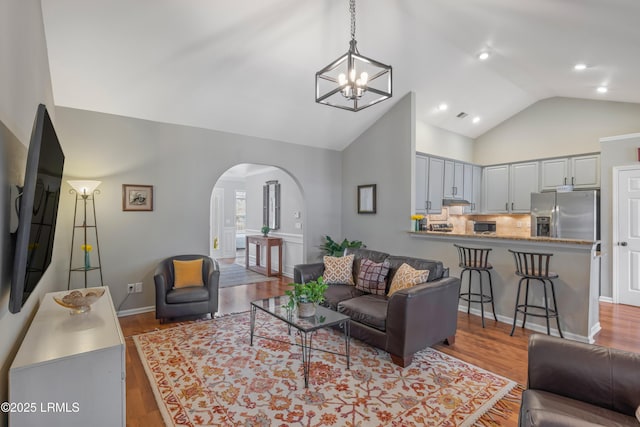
[315,0,392,112]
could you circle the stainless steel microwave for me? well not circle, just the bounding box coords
[473,221,496,234]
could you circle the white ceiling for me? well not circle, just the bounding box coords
[41,0,640,151]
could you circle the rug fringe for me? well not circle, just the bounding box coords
[473,384,524,426]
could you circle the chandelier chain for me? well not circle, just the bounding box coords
[350,0,356,41]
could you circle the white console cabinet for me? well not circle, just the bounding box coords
[9,287,125,427]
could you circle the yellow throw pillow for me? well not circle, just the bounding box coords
[323,254,355,285]
[173,259,204,288]
[387,263,430,296]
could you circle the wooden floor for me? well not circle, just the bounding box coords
[120,262,640,426]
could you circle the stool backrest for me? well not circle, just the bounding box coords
[509,249,554,278]
[454,244,492,269]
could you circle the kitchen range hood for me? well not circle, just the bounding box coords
[442,198,471,207]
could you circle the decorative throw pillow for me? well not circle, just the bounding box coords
[356,258,389,295]
[323,254,355,285]
[173,259,204,288]
[387,263,430,296]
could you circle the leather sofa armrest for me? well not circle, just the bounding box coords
[527,334,640,416]
[293,262,325,283]
[385,276,461,358]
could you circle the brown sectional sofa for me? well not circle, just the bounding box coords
[520,334,640,426]
[293,248,461,367]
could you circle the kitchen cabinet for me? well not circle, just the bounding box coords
[427,157,445,213]
[510,162,538,212]
[483,162,538,213]
[540,154,600,191]
[483,165,510,213]
[462,164,482,213]
[443,160,464,199]
[414,155,445,214]
[415,155,428,214]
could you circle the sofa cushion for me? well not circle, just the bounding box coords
[385,256,444,285]
[356,258,389,295]
[166,286,210,304]
[388,263,430,296]
[520,389,639,427]
[323,254,355,285]
[337,294,388,332]
[322,284,365,310]
[344,248,390,284]
[173,259,204,288]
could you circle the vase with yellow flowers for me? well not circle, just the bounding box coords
[81,244,93,269]
[411,214,425,232]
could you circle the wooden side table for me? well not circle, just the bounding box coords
[246,235,283,277]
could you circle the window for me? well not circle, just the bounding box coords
[235,191,246,232]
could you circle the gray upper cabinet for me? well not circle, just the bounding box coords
[415,154,428,214]
[443,160,464,199]
[510,162,538,212]
[483,162,538,213]
[427,157,445,213]
[462,164,482,213]
[483,165,510,213]
[540,154,600,191]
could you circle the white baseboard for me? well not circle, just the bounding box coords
[599,296,614,303]
[457,305,591,343]
[117,305,155,317]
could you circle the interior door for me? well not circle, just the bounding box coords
[615,167,640,307]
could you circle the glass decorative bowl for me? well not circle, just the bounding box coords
[53,288,105,314]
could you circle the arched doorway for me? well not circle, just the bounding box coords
[210,163,305,278]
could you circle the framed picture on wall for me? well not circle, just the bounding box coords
[122,184,153,211]
[357,184,376,214]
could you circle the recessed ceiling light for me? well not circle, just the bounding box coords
[472,116,481,124]
[597,86,608,94]
[574,63,588,71]
[478,52,490,61]
[438,103,448,111]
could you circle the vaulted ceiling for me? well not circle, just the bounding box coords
[41,0,640,151]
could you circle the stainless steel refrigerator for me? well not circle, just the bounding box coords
[530,190,599,240]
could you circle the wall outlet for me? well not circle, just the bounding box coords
[134,282,143,293]
[127,283,135,294]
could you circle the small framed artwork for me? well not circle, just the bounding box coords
[122,184,153,211]
[357,184,376,214]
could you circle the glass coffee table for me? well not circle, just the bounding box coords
[250,296,350,388]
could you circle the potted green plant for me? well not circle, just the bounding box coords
[285,277,328,317]
[319,236,364,257]
[261,225,270,237]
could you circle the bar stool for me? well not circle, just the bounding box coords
[508,249,563,338]
[454,244,497,328]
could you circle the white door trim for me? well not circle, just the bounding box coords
[612,164,640,304]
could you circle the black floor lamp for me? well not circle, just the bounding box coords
[67,180,104,289]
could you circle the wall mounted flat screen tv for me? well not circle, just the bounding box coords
[9,104,65,313]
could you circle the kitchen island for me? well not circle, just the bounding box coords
[409,231,600,343]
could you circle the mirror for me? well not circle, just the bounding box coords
[263,180,280,230]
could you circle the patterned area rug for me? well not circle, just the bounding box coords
[134,312,517,426]
[218,262,279,288]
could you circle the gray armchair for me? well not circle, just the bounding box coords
[154,254,220,323]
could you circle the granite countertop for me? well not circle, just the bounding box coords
[408,230,596,246]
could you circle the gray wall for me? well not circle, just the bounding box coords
[474,97,640,165]
[342,92,416,253]
[0,0,66,417]
[54,107,342,312]
[600,133,640,299]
